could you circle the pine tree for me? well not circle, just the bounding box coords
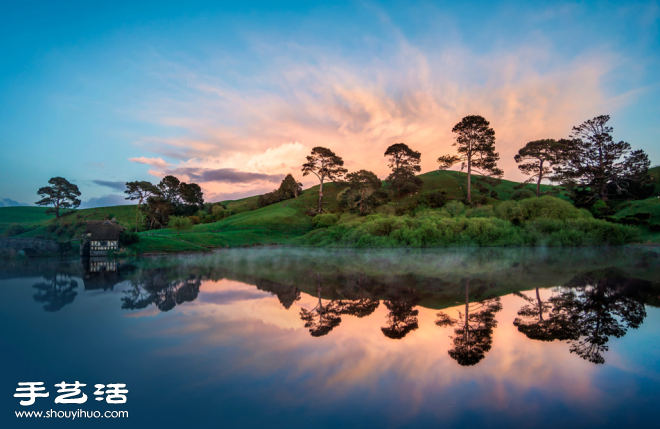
[384,143,423,196]
[437,115,503,202]
[35,177,81,218]
[301,147,347,213]
[514,139,571,197]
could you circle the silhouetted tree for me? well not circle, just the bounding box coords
[512,288,576,342]
[384,143,423,196]
[381,287,420,339]
[122,269,202,312]
[142,196,174,229]
[125,181,161,232]
[437,115,503,202]
[514,139,571,197]
[436,279,502,366]
[299,273,343,337]
[547,270,647,364]
[35,177,81,218]
[157,175,182,205]
[301,147,347,213]
[552,115,650,203]
[33,272,78,312]
[179,182,204,209]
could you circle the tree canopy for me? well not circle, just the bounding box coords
[514,139,571,197]
[125,181,160,232]
[553,115,650,203]
[342,170,385,214]
[35,177,81,218]
[437,115,503,202]
[384,143,423,196]
[302,147,347,213]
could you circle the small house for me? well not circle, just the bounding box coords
[80,220,125,257]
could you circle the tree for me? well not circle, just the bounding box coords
[141,196,174,229]
[343,170,384,214]
[157,175,182,205]
[553,115,651,203]
[179,182,204,208]
[125,181,161,232]
[302,147,347,213]
[436,279,502,366]
[32,272,78,312]
[168,216,192,235]
[514,139,571,197]
[512,288,576,342]
[35,177,81,218]
[437,115,503,202]
[279,174,303,199]
[384,143,423,196]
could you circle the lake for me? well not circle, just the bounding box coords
[1,247,659,428]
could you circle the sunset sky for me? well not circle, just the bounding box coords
[1,0,659,207]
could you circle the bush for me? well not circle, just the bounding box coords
[188,216,201,225]
[590,200,609,217]
[419,192,447,208]
[375,205,396,216]
[312,213,339,228]
[119,231,140,246]
[511,189,535,201]
[444,201,466,217]
[169,216,193,235]
[4,224,26,237]
[466,206,494,218]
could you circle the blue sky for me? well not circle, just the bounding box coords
[1,0,658,207]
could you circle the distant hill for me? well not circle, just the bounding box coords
[2,168,658,251]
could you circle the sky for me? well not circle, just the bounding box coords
[0,0,659,207]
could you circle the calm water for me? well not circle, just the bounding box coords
[1,247,659,428]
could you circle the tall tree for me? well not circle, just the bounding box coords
[279,174,303,199]
[301,147,347,213]
[299,273,343,337]
[35,177,81,218]
[553,115,650,203]
[384,143,423,196]
[437,115,503,202]
[157,175,182,205]
[344,170,383,214]
[514,139,571,197]
[179,182,204,208]
[125,181,160,232]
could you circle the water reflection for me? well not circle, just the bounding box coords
[32,271,78,312]
[436,279,502,366]
[6,247,660,367]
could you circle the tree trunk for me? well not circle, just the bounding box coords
[536,160,543,197]
[466,156,472,202]
[318,180,324,213]
[536,287,543,321]
[135,200,141,233]
[465,279,470,345]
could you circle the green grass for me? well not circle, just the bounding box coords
[125,235,210,254]
[4,168,658,251]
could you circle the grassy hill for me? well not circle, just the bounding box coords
[2,168,658,252]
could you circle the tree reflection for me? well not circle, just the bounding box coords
[547,270,648,364]
[122,268,202,312]
[299,273,343,337]
[513,288,575,342]
[33,272,78,312]
[381,286,420,339]
[436,279,502,366]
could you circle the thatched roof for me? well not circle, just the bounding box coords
[84,220,125,240]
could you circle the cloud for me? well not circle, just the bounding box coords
[0,198,27,207]
[167,168,283,184]
[121,11,648,196]
[80,194,132,209]
[128,156,172,168]
[92,180,125,191]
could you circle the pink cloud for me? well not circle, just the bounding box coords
[128,156,172,168]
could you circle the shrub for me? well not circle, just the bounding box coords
[375,205,396,216]
[188,216,201,225]
[119,231,140,246]
[419,192,447,208]
[312,213,339,228]
[511,189,535,201]
[466,206,494,218]
[590,200,609,217]
[212,204,226,220]
[4,224,26,237]
[518,196,582,221]
[445,201,466,217]
[169,216,193,235]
